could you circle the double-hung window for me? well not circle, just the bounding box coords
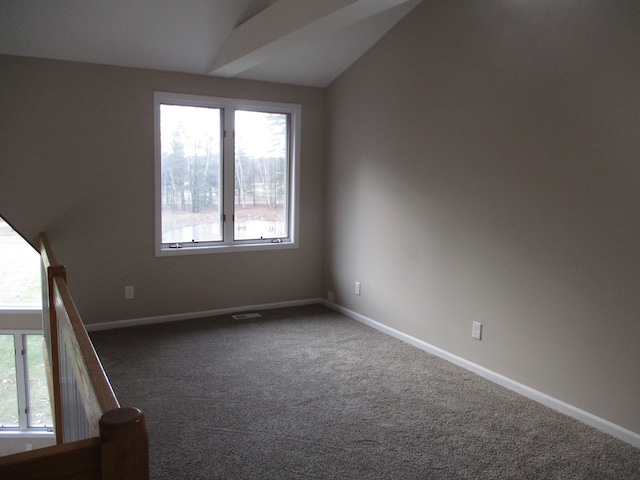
[154,92,301,255]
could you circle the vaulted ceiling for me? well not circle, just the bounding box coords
[0,0,421,87]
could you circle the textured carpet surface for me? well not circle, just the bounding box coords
[90,304,640,479]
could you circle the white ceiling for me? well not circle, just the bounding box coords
[0,0,421,87]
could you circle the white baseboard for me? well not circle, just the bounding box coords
[86,297,640,448]
[321,300,640,449]
[85,298,323,332]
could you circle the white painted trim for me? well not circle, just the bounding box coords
[321,300,640,449]
[86,297,640,447]
[0,431,54,438]
[85,298,323,332]
[153,92,302,257]
[0,308,41,314]
[0,310,43,330]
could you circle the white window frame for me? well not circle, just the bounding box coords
[154,92,301,256]
[0,329,54,435]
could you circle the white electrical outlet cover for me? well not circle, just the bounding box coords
[472,321,482,340]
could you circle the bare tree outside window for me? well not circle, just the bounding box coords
[234,111,289,240]
[160,104,222,244]
[155,92,300,254]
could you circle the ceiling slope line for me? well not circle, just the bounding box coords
[208,0,415,78]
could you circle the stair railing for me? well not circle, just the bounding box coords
[0,233,149,479]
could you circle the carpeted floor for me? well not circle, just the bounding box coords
[90,304,640,479]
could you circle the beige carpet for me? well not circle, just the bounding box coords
[90,304,640,479]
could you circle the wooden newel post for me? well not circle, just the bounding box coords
[99,407,149,480]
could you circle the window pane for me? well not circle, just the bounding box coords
[0,219,42,307]
[26,335,53,427]
[160,104,222,244]
[0,334,19,427]
[234,111,289,240]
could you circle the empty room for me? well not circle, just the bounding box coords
[1,1,639,478]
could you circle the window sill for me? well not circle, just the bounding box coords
[0,307,41,313]
[0,430,54,438]
[156,240,298,256]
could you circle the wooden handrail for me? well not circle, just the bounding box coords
[39,233,64,443]
[4,232,151,479]
[38,232,59,271]
[53,275,119,432]
[0,408,150,480]
[0,438,101,479]
[39,233,119,435]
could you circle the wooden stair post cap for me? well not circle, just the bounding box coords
[101,407,144,426]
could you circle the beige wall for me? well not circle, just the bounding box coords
[2,0,639,439]
[324,1,640,434]
[0,435,55,457]
[0,55,325,324]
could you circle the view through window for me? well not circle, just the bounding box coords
[234,110,289,241]
[0,218,52,431]
[0,219,41,307]
[159,104,223,244]
[155,93,300,254]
